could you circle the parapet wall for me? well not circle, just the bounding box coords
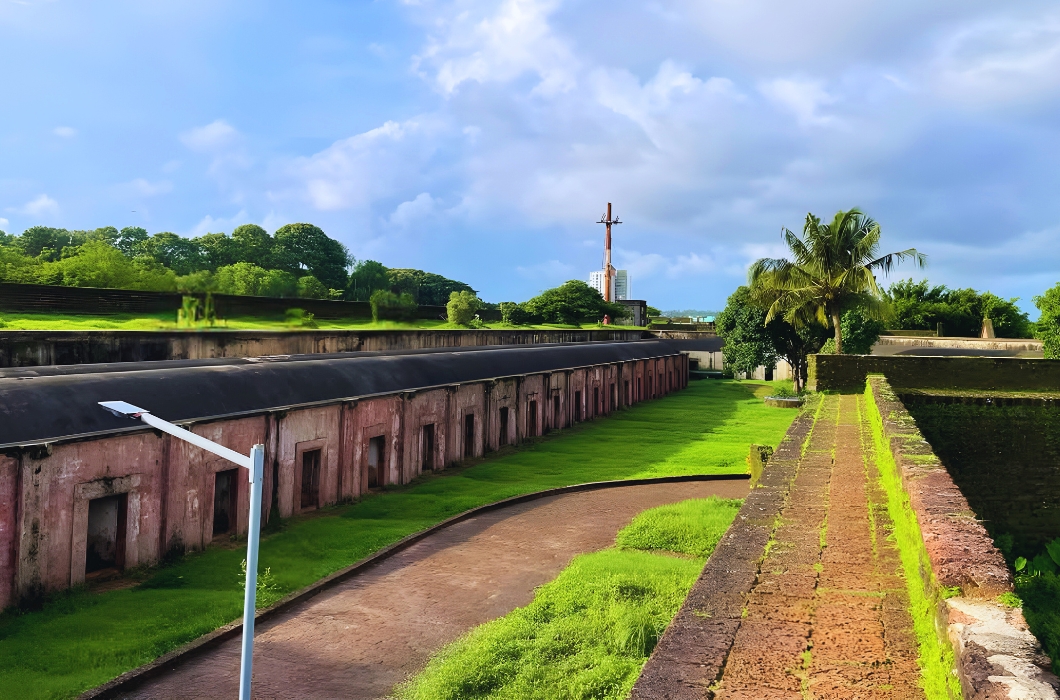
[866,376,1059,699]
[0,328,650,367]
[809,353,1060,392]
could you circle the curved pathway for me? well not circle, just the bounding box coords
[121,479,748,700]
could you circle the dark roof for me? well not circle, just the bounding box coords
[0,341,682,448]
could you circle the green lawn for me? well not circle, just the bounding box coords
[0,380,798,700]
[398,497,742,700]
[0,310,643,332]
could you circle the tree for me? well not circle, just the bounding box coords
[886,279,1031,338]
[522,280,625,325]
[273,223,350,289]
[194,232,240,270]
[819,309,885,355]
[17,226,75,260]
[646,306,662,317]
[385,268,475,306]
[447,290,481,325]
[1035,283,1060,359]
[140,232,207,276]
[38,239,176,291]
[750,208,924,354]
[499,301,536,325]
[231,224,273,268]
[370,289,416,322]
[116,227,149,256]
[297,275,328,299]
[214,262,296,297]
[716,286,778,379]
[346,260,390,301]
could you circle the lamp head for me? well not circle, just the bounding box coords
[99,401,148,418]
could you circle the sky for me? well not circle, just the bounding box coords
[2,1,1059,313]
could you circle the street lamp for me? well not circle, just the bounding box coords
[99,401,265,700]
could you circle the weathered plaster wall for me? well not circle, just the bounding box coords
[0,352,688,608]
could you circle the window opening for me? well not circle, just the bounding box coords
[367,437,385,488]
[464,413,475,458]
[574,391,582,421]
[86,493,127,575]
[593,387,600,416]
[528,400,538,436]
[553,395,561,429]
[422,424,435,471]
[499,407,509,446]
[301,448,322,508]
[213,469,238,536]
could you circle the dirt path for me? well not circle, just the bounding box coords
[714,394,924,699]
[121,479,747,700]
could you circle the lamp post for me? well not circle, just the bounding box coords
[99,401,264,700]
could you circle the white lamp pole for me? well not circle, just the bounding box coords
[99,401,264,700]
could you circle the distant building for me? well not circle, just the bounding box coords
[589,269,631,301]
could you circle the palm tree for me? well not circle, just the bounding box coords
[749,208,925,354]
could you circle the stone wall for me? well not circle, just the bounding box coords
[867,377,1058,699]
[0,328,651,367]
[902,394,1060,553]
[808,353,1060,392]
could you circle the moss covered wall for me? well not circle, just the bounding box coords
[903,397,1060,554]
[808,354,1060,393]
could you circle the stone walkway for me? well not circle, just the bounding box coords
[713,393,924,699]
[118,480,748,700]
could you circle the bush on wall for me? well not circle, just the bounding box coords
[371,289,417,322]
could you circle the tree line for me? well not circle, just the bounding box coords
[718,208,1058,391]
[0,224,475,305]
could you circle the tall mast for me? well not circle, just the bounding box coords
[597,202,621,302]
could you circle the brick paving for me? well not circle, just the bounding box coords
[713,394,924,700]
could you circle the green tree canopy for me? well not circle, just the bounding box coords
[716,286,778,379]
[139,232,206,276]
[447,290,482,325]
[1034,283,1060,359]
[750,208,924,353]
[273,223,349,289]
[886,279,1032,338]
[386,268,475,306]
[346,260,390,301]
[522,280,624,325]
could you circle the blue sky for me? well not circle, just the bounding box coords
[2,1,1059,313]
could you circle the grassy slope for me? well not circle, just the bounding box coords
[0,310,642,332]
[0,380,796,700]
[399,497,742,700]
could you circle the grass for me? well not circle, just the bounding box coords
[862,384,962,700]
[397,497,742,700]
[0,310,644,332]
[0,379,797,700]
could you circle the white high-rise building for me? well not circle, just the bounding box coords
[588,269,631,301]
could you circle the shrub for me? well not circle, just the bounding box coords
[447,290,482,326]
[371,289,417,322]
[499,301,533,325]
[297,275,329,299]
[284,308,318,328]
[1035,283,1060,359]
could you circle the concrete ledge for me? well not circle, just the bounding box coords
[79,473,749,700]
[630,405,816,699]
[763,396,803,408]
[868,376,1059,699]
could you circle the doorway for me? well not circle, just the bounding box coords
[609,384,616,412]
[553,395,561,429]
[421,424,435,471]
[367,436,385,488]
[86,494,127,575]
[213,469,238,537]
[499,407,509,446]
[301,448,322,509]
[624,380,630,405]
[528,400,537,437]
[574,391,582,421]
[464,413,475,458]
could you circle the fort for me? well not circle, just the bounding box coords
[0,338,687,610]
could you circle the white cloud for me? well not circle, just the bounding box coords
[931,15,1060,105]
[668,252,716,277]
[53,126,76,138]
[415,0,576,95]
[388,192,437,227]
[119,178,173,197]
[186,209,251,238]
[0,217,9,232]
[286,117,445,212]
[17,194,59,217]
[759,78,839,126]
[180,119,240,152]
[515,259,576,282]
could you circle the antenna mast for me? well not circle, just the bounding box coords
[597,202,621,302]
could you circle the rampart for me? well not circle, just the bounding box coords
[0,328,650,367]
[808,353,1060,392]
[0,341,688,609]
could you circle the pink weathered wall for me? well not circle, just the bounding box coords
[1,352,689,608]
